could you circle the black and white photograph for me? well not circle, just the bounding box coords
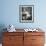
[19,5,34,23]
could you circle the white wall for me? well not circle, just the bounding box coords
[0,0,46,29]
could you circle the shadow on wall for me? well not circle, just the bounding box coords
[0,24,7,43]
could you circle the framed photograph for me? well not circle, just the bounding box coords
[19,5,34,23]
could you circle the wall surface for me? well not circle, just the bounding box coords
[0,0,46,29]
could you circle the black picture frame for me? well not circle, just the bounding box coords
[19,5,34,23]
